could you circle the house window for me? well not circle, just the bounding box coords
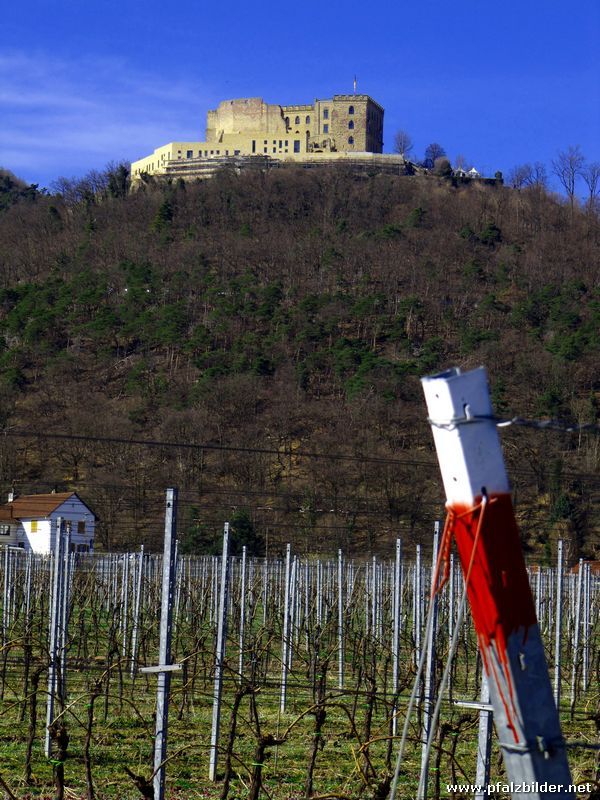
[0,524,10,536]
[348,105,354,114]
[305,115,310,124]
[78,521,85,534]
[348,136,354,145]
[31,520,38,533]
[293,140,300,153]
[323,124,329,134]
[348,120,354,129]
[323,109,329,119]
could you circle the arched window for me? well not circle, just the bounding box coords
[348,136,354,145]
[348,120,354,129]
[348,105,354,115]
[305,115,310,124]
[285,116,289,127]
[295,116,300,125]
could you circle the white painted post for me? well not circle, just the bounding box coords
[421,366,574,799]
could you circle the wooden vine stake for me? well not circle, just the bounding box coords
[421,367,574,800]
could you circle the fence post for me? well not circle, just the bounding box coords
[280,543,292,713]
[474,674,493,799]
[209,523,230,781]
[392,538,402,736]
[337,548,344,690]
[151,488,179,800]
[419,523,440,799]
[45,516,64,758]
[421,366,574,799]
[554,539,564,710]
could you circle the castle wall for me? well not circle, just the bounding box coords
[130,93,385,180]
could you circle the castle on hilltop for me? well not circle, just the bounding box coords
[131,94,398,182]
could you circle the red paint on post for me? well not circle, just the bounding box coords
[448,493,538,741]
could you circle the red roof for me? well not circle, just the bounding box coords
[0,492,94,521]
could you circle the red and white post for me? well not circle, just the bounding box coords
[421,367,574,799]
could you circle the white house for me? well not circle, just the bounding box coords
[0,492,96,554]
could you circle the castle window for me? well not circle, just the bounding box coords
[264,147,268,153]
[348,136,354,145]
[186,150,193,158]
[305,115,310,124]
[323,124,329,134]
[285,116,289,127]
[285,140,288,146]
[279,140,282,148]
[348,120,354,129]
[293,140,300,153]
[348,105,354,114]
[273,147,276,153]
[264,140,268,145]
[234,150,240,155]
[323,109,329,119]
[295,116,300,125]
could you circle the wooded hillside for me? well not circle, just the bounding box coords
[0,167,598,560]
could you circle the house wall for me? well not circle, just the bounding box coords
[21,499,95,554]
[0,522,22,548]
[22,519,51,554]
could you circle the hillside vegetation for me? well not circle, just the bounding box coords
[0,167,598,559]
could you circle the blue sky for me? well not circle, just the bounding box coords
[2,0,598,191]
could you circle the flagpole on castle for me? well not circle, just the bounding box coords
[353,76,357,95]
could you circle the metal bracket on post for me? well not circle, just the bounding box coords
[421,367,574,800]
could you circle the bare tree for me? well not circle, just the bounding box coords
[423,143,446,169]
[581,161,600,210]
[508,162,548,190]
[552,146,585,210]
[393,130,414,159]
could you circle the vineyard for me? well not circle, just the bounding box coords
[0,517,597,800]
